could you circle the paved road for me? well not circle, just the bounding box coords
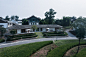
[0,30,79,48]
[0,37,78,48]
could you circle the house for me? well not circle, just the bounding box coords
[0,18,22,28]
[27,15,40,25]
[0,19,8,28]
[7,16,63,34]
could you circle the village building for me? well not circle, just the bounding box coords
[7,16,63,34]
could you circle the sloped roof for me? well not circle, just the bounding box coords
[0,19,8,23]
[7,25,62,29]
[27,15,41,20]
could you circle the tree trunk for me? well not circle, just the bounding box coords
[76,39,80,54]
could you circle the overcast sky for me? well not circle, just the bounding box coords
[0,0,86,19]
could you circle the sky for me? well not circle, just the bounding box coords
[0,0,86,20]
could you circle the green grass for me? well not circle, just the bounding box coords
[76,48,86,57]
[0,41,53,57]
[35,32,43,38]
[47,40,86,57]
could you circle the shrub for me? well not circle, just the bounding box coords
[0,38,5,43]
[0,41,53,57]
[7,33,38,41]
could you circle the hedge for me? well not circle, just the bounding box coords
[47,42,86,57]
[43,31,68,36]
[75,48,86,57]
[0,41,53,57]
[7,33,38,41]
[0,38,5,43]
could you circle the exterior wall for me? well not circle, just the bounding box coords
[42,28,46,32]
[0,23,8,28]
[49,28,55,31]
[17,29,21,34]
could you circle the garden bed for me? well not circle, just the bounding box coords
[42,31,68,37]
[7,33,38,41]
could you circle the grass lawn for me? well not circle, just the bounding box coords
[35,32,44,38]
[0,41,53,57]
[47,40,86,57]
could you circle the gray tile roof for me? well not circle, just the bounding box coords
[7,25,62,29]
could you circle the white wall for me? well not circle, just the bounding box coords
[17,29,21,34]
[0,23,8,28]
[49,28,55,31]
[42,28,46,32]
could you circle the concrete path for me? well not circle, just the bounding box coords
[65,29,76,37]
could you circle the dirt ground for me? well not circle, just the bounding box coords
[30,44,58,57]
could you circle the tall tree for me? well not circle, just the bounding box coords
[22,19,28,25]
[4,16,10,21]
[15,15,19,21]
[72,19,86,53]
[45,9,56,24]
[11,16,15,20]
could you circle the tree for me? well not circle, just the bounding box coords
[10,29,16,35]
[31,25,37,32]
[4,16,10,21]
[0,27,6,37]
[15,15,19,21]
[44,9,56,24]
[72,19,86,53]
[22,19,28,25]
[11,16,15,20]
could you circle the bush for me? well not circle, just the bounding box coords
[0,38,5,43]
[43,32,68,37]
[7,33,38,41]
[47,42,86,57]
[76,48,86,57]
[0,41,53,57]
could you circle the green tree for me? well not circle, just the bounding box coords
[11,16,15,20]
[72,19,86,53]
[31,25,37,32]
[4,16,10,21]
[0,27,6,37]
[15,15,19,21]
[22,19,28,25]
[45,9,56,24]
[10,29,16,35]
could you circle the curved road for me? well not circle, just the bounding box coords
[0,30,78,48]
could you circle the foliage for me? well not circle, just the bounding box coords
[31,25,38,31]
[42,31,68,37]
[10,29,16,35]
[22,19,28,25]
[47,40,86,57]
[0,27,6,37]
[0,41,53,57]
[72,18,86,53]
[0,38,5,43]
[7,33,37,41]
[44,8,56,24]
[4,16,10,21]
[11,15,19,21]
[76,48,86,57]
